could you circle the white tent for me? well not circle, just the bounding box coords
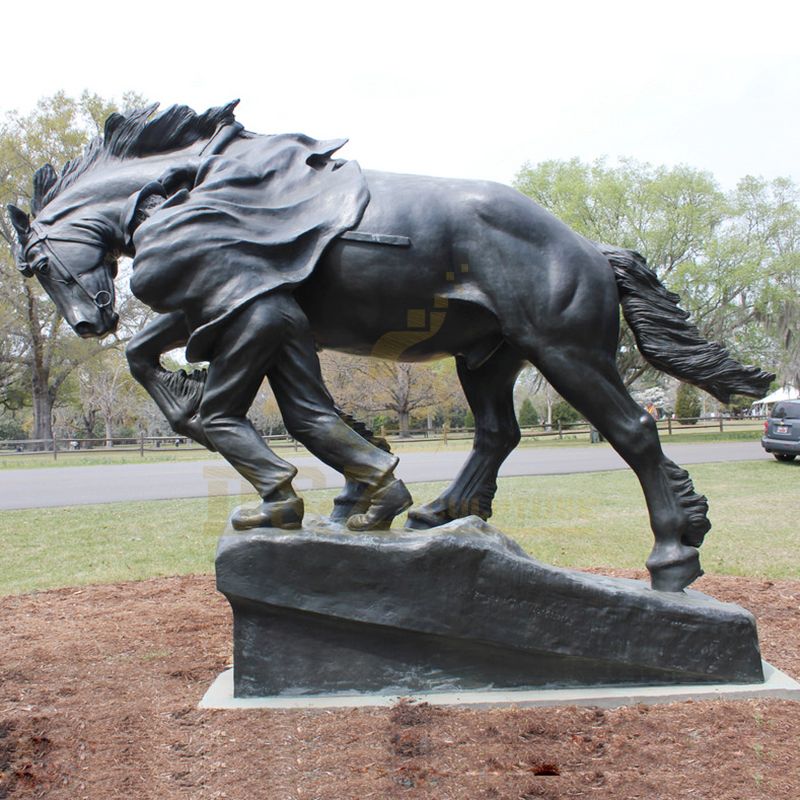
[750,385,799,415]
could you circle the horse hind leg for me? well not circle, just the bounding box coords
[406,344,524,528]
[522,338,710,592]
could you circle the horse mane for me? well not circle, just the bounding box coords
[34,100,240,214]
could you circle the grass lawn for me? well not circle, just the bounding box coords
[1,460,794,596]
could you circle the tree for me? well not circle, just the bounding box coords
[247,380,287,436]
[0,91,146,443]
[360,361,437,437]
[723,176,800,388]
[551,400,581,427]
[675,382,702,423]
[50,347,159,441]
[514,157,725,276]
[517,397,539,427]
[320,352,463,437]
[74,349,145,444]
[512,158,798,389]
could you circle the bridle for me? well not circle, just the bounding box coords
[24,222,114,309]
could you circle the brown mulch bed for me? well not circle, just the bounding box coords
[2,572,799,799]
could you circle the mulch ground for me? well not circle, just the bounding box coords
[2,571,799,799]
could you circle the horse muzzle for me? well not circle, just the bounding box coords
[74,312,119,338]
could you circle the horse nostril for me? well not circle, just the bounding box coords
[74,321,96,338]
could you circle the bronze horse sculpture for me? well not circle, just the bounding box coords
[7,102,772,592]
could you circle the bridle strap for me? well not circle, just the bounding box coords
[26,223,113,309]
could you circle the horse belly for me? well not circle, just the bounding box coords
[299,240,454,360]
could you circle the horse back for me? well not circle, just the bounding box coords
[298,169,617,362]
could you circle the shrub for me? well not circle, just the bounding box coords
[551,400,582,427]
[518,398,539,427]
[675,382,702,423]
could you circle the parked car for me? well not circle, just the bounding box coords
[761,401,800,462]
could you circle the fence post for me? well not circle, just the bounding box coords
[558,421,562,440]
[53,434,58,461]
[668,417,672,435]
[719,416,724,433]
[140,431,145,457]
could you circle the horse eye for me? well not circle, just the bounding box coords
[33,257,49,275]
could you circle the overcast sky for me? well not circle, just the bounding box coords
[4,0,798,189]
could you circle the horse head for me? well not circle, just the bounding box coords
[6,101,241,339]
[8,202,120,338]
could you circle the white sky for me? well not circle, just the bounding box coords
[4,0,799,189]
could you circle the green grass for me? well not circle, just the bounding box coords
[0,449,217,470]
[0,492,330,595]
[0,446,300,470]
[648,429,763,444]
[1,459,795,596]
[479,461,798,579]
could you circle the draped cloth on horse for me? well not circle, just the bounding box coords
[129,133,369,361]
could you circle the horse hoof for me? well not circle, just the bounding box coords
[346,478,412,531]
[405,507,450,530]
[231,497,304,531]
[647,547,704,592]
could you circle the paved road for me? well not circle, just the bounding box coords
[0,441,769,510]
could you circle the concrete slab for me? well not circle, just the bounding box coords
[199,660,800,710]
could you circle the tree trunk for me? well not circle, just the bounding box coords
[544,384,554,430]
[31,375,53,449]
[82,410,97,439]
[25,287,54,448]
[398,409,410,438]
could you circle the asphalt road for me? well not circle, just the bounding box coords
[0,441,769,510]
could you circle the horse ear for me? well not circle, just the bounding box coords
[6,206,33,277]
[7,204,31,243]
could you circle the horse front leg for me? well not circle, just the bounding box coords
[125,312,215,450]
[407,346,524,528]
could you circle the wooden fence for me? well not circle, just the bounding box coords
[0,415,766,459]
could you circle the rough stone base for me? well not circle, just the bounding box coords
[215,516,764,699]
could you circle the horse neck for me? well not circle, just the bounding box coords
[38,150,207,252]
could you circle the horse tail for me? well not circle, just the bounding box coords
[596,243,774,403]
